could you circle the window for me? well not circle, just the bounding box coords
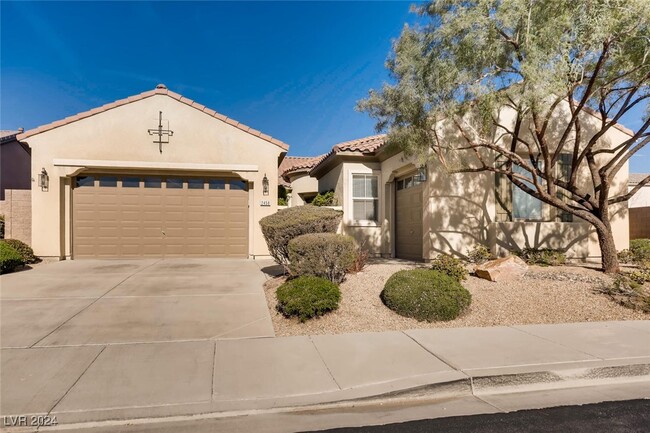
[166,178,183,189]
[122,177,140,188]
[188,178,204,189]
[511,165,543,220]
[99,176,117,187]
[76,176,94,187]
[230,180,247,191]
[397,168,427,191]
[208,179,226,190]
[144,177,162,188]
[495,157,549,222]
[352,174,378,221]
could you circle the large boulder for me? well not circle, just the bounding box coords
[475,256,528,282]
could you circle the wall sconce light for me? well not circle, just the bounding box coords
[38,168,49,191]
[262,173,269,196]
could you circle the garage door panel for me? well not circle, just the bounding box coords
[73,174,249,258]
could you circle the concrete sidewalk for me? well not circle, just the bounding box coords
[2,320,649,429]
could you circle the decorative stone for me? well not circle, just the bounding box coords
[475,256,528,282]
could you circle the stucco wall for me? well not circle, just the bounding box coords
[628,185,650,208]
[21,94,285,259]
[0,189,32,245]
[287,172,318,206]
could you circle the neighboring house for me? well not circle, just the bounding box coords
[0,129,30,200]
[278,155,323,206]
[628,173,650,240]
[307,113,632,261]
[16,84,288,259]
[0,129,32,244]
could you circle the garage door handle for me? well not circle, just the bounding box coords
[161,230,166,236]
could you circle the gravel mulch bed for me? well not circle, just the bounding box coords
[263,259,649,337]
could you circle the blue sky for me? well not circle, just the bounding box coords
[1,1,647,172]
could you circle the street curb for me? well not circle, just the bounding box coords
[11,363,649,432]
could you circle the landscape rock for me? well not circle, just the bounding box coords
[475,256,528,282]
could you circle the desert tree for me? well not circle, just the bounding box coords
[358,0,650,273]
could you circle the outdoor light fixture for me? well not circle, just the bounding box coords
[38,168,49,191]
[262,173,269,196]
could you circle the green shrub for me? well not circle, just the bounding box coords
[629,268,650,285]
[0,242,25,274]
[0,215,4,239]
[312,190,338,207]
[619,239,650,265]
[430,254,468,282]
[1,239,39,264]
[278,197,288,206]
[289,233,355,283]
[276,276,341,322]
[517,248,566,266]
[466,244,491,264]
[381,269,471,322]
[260,206,343,267]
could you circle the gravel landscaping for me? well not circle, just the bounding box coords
[263,259,649,337]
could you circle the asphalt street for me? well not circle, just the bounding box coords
[314,399,650,433]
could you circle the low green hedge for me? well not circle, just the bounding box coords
[288,233,355,283]
[1,239,39,264]
[0,242,25,274]
[276,276,341,322]
[381,269,471,322]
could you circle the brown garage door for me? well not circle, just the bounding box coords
[395,173,424,260]
[72,174,249,258]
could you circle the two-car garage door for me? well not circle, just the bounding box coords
[72,174,249,258]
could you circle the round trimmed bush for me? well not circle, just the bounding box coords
[288,233,355,283]
[260,206,343,267]
[0,242,25,274]
[2,239,39,264]
[380,269,471,322]
[276,276,341,322]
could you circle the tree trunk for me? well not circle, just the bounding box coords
[594,218,620,274]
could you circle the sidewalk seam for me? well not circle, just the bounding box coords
[47,345,107,415]
[401,331,463,372]
[308,336,342,390]
[29,259,163,348]
[510,325,605,361]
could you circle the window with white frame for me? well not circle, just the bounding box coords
[352,174,378,221]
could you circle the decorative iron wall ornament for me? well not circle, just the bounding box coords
[148,111,174,153]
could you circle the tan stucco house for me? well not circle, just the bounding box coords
[17,85,288,259]
[300,107,632,262]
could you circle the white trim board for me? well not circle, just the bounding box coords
[53,159,259,172]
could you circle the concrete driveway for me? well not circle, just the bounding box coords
[0,258,275,348]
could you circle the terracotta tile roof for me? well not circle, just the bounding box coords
[16,84,289,151]
[310,134,386,174]
[279,155,325,185]
[629,173,649,186]
[279,155,325,175]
